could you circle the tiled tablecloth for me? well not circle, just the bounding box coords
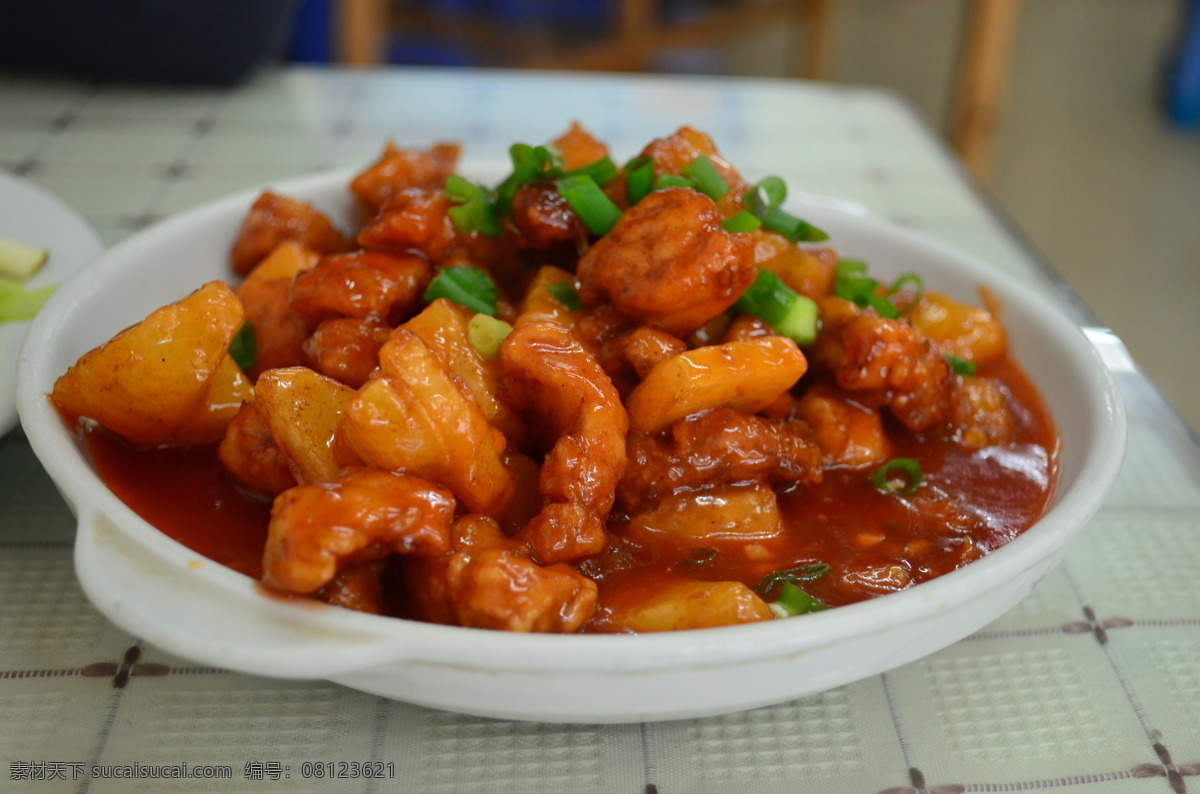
[2,66,1198,793]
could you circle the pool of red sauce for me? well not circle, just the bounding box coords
[77,356,1058,632]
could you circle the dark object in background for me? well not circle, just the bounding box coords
[1166,0,1200,129]
[0,0,300,85]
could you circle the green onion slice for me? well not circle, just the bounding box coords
[755,562,831,600]
[556,174,623,236]
[0,278,56,324]
[733,269,819,345]
[624,155,655,206]
[545,281,582,311]
[769,581,829,618]
[721,209,762,233]
[566,155,619,186]
[745,176,787,217]
[681,155,729,201]
[228,321,257,371]
[946,354,976,376]
[886,273,925,300]
[869,458,924,495]
[761,206,829,243]
[652,173,694,191]
[423,265,500,316]
[681,547,719,566]
[444,175,502,238]
[467,313,513,360]
[834,259,898,318]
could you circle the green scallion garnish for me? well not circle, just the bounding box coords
[681,155,729,201]
[423,265,500,316]
[834,259,898,319]
[228,321,257,370]
[566,155,619,186]
[0,278,56,324]
[652,173,694,191]
[887,273,925,300]
[733,269,819,345]
[556,174,623,236]
[721,210,762,233]
[869,458,924,495]
[768,581,829,618]
[947,354,976,376]
[467,313,513,360]
[624,155,655,206]
[443,175,502,238]
[681,547,719,566]
[754,562,832,600]
[545,281,583,311]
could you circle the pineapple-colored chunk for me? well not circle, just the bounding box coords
[625,482,783,557]
[254,367,356,484]
[51,281,243,445]
[607,580,774,632]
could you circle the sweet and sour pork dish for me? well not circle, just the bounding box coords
[51,124,1059,634]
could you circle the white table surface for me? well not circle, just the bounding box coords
[2,65,1199,793]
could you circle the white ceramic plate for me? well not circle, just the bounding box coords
[17,168,1126,723]
[1,171,103,436]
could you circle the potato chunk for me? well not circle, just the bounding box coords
[254,367,356,484]
[625,336,808,433]
[606,580,774,632]
[51,281,244,445]
[625,482,784,558]
[342,330,515,517]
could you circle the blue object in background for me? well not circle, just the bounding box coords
[1166,0,1200,129]
[289,0,333,63]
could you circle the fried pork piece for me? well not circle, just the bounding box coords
[907,290,1006,365]
[612,327,687,379]
[262,468,454,595]
[302,317,391,388]
[237,241,319,379]
[619,407,824,514]
[813,296,954,432]
[551,121,609,171]
[355,187,459,263]
[639,125,750,217]
[792,385,892,469]
[349,140,461,214]
[499,321,628,564]
[576,187,756,337]
[509,181,587,249]
[229,192,347,275]
[405,515,598,633]
[315,560,385,614]
[950,376,1017,448]
[289,249,431,326]
[218,401,296,496]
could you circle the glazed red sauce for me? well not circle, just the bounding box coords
[79,354,1057,631]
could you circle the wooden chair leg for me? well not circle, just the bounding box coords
[797,0,836,80]
[336,0,387,66]
[948,0,1023,181]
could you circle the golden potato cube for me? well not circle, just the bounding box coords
[625,336,808,433]
[240,240,319,288]
[908,290,1006,365]
[254,367,356,484]
[625,482,783,557]
[51,281,244,445]
[398,298,525,444]
[344,330,515,517]
[607,580,775,632]
[171,355,255,445]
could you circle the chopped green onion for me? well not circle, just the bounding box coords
[467,313,513,360]
[745,176,788,217]
[869,458,924,495]
[947,354,976,376]
[887,273,925,300]
[754,562,831,600]
[424,265,499,316]
[0,278,56,324]
[681,547,719,566]
[556,174,622,236]
[733,269,819,345]
[681,155,729,201]
[761,206,829,243]
[545,282,582,311]
[722,210,763,233]
[444,176,502,238]
[566,155,619,186]
[624,155,655,206]
[652,173,694,191]
[768,581,829,618]
[834,259,898,318]
[228,321,257,370]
